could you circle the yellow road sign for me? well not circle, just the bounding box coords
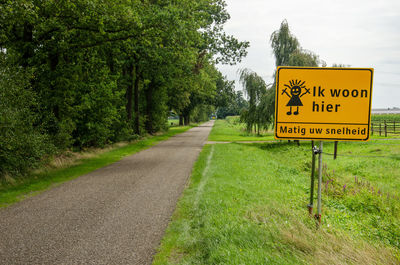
[274,67,373,141]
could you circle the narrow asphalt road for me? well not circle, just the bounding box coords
[0,121,214,265]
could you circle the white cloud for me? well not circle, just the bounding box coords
[217,0,400,108]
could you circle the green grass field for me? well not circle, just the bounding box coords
[154,120,400,264]
[371,113,400,122]
[168,119,180,126]
[208,117,275,142]
[0,125,195,208]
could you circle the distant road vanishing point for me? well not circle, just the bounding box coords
[0,121,214,265]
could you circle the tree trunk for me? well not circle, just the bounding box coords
[134,65,140,135]
[49,51,59,119]
[145,82,154,133]
[21,23,34,68]
[125,63,134,121]
[247,123,251,133]
[106,49,115,74]
[184,114,190,125]
[179,116,183,126]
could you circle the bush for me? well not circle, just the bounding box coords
[0,60,54,177]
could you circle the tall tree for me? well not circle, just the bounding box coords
[214,72,235,117]
[238,68,267,133]
[270,20,299,67]
[267,20,321,129]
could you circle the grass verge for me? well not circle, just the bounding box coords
[208,118,275,142]
[153,141,400,264]
[0,125,195,208]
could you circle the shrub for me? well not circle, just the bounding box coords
[0,60,54,177]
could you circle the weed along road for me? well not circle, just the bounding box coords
[0,121,214,265]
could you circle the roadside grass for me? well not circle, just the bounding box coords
[0,125,195,208]
[208,118,275,142]
[153,131,400,264]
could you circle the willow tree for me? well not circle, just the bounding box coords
[270,20,321,70]
[270,20,299,67]
[268,20,320,130]
[288,49,319,67]
[238,68,267,133]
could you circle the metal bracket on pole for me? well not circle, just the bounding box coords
[312,145,322,155]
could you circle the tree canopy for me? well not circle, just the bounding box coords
[0,0,249,177]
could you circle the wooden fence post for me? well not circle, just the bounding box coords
[334,141,338,160]
[385,120,387,137]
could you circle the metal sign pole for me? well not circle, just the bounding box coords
[316,141,323,225]
[308,141,316,215]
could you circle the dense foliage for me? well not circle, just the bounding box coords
[0,0,248,177]
[216,90,248,119]
[0,56,54,176]
[238,68,270,133]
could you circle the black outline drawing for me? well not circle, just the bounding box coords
[281,79,310,115]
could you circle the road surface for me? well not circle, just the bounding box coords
[0,121,214,265]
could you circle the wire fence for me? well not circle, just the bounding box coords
[309,140,400,160]
[371,120,400,137]
[322,151,400,159]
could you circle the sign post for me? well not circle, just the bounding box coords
[308,141,316,215]
[316,141,323,224]
[274,66,373,225]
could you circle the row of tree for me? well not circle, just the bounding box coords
[0,0,248,176]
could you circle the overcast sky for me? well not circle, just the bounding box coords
[217,0,400,108]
